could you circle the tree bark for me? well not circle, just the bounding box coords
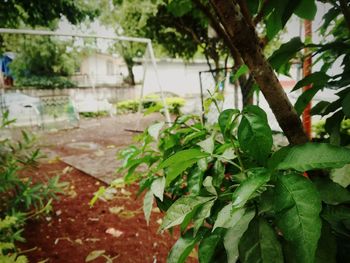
[124,56,136,86]
[210,0,309,145]
[192,0,253,105]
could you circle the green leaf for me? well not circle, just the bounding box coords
[89,186,106,207]
[85,250,105,262]
[269,143,350,171]
[167,229,205,263]
[165,159,199,186]
[325,111,343,145]
[183,130,206,145]
[161,196,215,230]
[321,205,350,236]
[312,176,350,205]
[220,147,236,160]
[311,101,331,116]
[197,158,208,172]
[291,72,330,92]
[342,91,350,118]
[161,149,209,186]
[223,209,255,263]
[213,160,225,187]
[246,0,260,15]
[315,221,337,263]
[233,65,249,81]
[281,0,303,26]
[294,86,322,116]
[213,204,246,231]
[203,176,217,196]
[193,199,215,234]
[238,106,272,163]
[239,217,283,263]
[218,109,240,141]
[199,228,225,263]
[294,0,317,20]
[159,149,208,169]
[148,122,164,140]
[265,0,289,40]
[151,177,165,202]
[143,190,154,225]
[181,209,196,233]
[188,167,204,194]
[197,136,215,154]
[274,173,322,263]
[331,164,350,188]
[167,0,192,17]
[232,168,270,208]
[268,37,304,72]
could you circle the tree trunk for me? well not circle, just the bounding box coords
[124,56,136,86]
[192,0,252,105]
[210,0,308,145]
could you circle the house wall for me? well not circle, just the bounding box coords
[134,60,211,97]
[74,54,125,87]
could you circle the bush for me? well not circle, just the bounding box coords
[0,112,65,261]
[14,76,76,89]
[79,111,109,118]
[9,36,79,90]
[313,119,350,144]
[116,95,185,115]
[110,105,350,263]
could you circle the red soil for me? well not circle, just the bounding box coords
[18,161,184,263]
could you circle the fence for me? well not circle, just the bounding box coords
[0,93,79,130]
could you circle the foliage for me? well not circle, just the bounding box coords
[313,119,350,144]
[114,102,350,263]
[266,0,350,146]
[0,0,98,28]
[0,112,65,260]
[13,76,76,89]
[101,1,350,262]
[79,111,109,118]
[98,0,160,85]
[7,36,79,89]
[116,96,185,115]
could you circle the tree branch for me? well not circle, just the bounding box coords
[192,0,244,68]
[210,0,309,145]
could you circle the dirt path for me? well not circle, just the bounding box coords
[18,114,196,263]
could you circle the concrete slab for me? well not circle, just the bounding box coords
[60,148,123,184]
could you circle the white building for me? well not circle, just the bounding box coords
[72,53,126,87]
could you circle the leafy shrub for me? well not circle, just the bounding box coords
[0,112,65,261]
[79,111,109,118]
[113,105,350,263]
[9,36,79,90]
[116,99,139,113]
[14,76,76,89]
[313,119,350,145]
[116,96,185,115]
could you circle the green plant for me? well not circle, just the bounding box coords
[0,111,65,261]
[79,111,109,118]
[114,104,350,263]
[8,36,79,89]
[116,96,185,115]
[14,76,76,89]
[313,119,350,145]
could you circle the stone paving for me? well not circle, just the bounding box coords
[37,113,163,183]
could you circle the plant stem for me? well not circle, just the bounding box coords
[18,246,38,255]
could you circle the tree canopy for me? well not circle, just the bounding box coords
[0,0,99,28]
